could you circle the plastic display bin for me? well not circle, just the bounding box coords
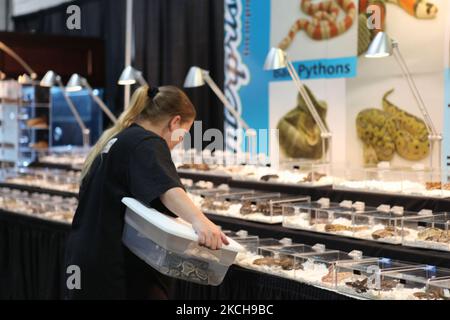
[121,197,243,286]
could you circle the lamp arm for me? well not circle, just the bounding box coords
[56,78,89,134]
[0,41,36,78]
[82,80,118,124]
[392,45,438,136]
[136,72,148,86]
[285,58,330,136]
[202,72,250,131]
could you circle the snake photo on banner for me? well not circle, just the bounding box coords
[279,0,357,50]
[358,0,438,55]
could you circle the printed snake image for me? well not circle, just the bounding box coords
[277,85,329,159]
[279,0,357,50]
[356,89,430,164]
[358,0,438,54]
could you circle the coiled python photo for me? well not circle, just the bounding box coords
[278,85,329,159]
[356,89,430,164]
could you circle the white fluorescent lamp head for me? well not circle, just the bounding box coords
[67,73,118,124]
[0,41,37,80]
[365,32,441,169]
[184,66,250,131]
[118,66,148,86]
[40,70,91,148]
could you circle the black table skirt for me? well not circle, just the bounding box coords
[0,209,351,300]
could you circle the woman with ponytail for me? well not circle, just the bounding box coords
[64,85,228,300]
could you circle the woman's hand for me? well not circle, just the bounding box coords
[192,216,230,250]
[160,187,230,250]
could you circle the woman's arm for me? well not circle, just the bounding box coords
[160,187,229,250]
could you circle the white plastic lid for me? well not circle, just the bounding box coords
[279,238,292,246]
[317,198,330,208]
[349,250,363,260]
[418,209,433,216]
[377,204,391,213]
[312,243,326,253]
[352,201,365,212]
[340,200,353,208]
[122,197,243,253]
[236,230,249,238]
[391,206,404,216]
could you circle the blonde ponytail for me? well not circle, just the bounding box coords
[81,85,195,179]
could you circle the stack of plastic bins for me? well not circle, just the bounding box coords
[255,243,332,280]
[199,189,258,217]
[291,250,371,288]
[427,278,450,300]
[334,258,425,299]
[351,206,424,244]
[282,198,341,231]
[316,201,378,238]
[234,238,293,268]
[371,265,450,300]
[122,197,243,286]
[401,212,450,252]
[233,193,311,224]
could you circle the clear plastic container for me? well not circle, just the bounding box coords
[401,212,450,252]
[122,197,243,286]
[282,198,341,231]
[292,250,370,288]
[335,258,426,299]
[351,206,424,244]
[228,193,310,224]
[376,265,450,300]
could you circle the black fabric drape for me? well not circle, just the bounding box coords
[133,0,225,146]
[13,0,225,143]
[0,210,70,299]
[13,0,126,123]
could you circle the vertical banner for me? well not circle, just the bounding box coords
[224,0,358,163]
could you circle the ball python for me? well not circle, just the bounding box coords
[356,89,430,164]
[358,0,438,55]
[277,85,329,159]
[279,0,357,50]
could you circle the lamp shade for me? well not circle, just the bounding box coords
[40,70,58,87]
[118,66,138,85]
[365,32,393,58]
[66,73,84,92]
[264,47,287,70]
[184,66,205,88]
[18,73,33,84]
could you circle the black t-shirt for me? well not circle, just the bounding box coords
[64,123,184,300]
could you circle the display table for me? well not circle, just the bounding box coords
[0,209,351,300]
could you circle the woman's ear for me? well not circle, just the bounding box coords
[168,115,182,131]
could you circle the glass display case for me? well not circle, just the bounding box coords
[38,145,88,170]
[334,258,426,299]
[401,212,450,251]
